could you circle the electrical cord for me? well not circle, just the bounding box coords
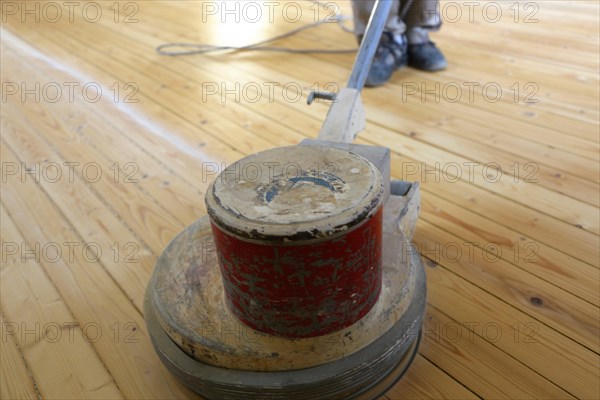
[156,2,357,56]
[155,0,415,57]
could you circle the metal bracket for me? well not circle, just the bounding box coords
[315,88,365,143]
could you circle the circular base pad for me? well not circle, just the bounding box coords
[145,287,423,400]
[149,215,418,371]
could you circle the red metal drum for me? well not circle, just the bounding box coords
[205,146,384,338]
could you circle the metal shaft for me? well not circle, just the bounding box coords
[347,0,394,91]
[315,0,394,143]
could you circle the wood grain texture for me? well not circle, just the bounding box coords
[0,140,201,400]
[1,1,598,399]
[0,314,39,400]
[419,306,574,399]
[0,206,123,400]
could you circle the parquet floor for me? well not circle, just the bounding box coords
[1,1,599,399]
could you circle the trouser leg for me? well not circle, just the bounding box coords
[350,0,446,82]
[351,0,442,43]
[404,0,442,44]
[404,0,447,70]
[351,0,404,37]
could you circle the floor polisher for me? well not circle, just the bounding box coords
[144,1,426,398]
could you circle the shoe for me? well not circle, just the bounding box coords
[359,32,408,87]
[407,41,447,71]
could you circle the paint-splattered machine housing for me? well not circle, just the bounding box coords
[144,141,425,399]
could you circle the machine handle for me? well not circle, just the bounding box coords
[312,0,394,144]
[347,0,394,91]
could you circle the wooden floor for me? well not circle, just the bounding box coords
[1,1,599,399]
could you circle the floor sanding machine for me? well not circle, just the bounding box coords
[144,1,426,398]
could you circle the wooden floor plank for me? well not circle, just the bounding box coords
[385,151,600,268]
[415,219,599,352]
[0,205,124,400]
[425,260,599,399]
[383,353,479,400]
[438,2,599,73]
[420,306,575,399]
[0,312,39,400]
[0,95,154,309]
[0,141,201,400]
[429,44,599,124]
[420,193,600,307]
[4,30,241,185]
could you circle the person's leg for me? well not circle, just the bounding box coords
[351,0,408,87]
[403,0,447,71]
[351,0,404,37]
[352,0,408,87]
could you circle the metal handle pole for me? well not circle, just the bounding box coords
[313,0,394,143]
[347,0,394,91]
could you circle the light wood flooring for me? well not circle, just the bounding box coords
[1,1,599,399]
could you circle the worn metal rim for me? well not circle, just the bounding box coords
[144,249,426,400]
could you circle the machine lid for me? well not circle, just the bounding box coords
[205,145,383,243]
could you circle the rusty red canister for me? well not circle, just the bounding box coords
[205,146,384,338]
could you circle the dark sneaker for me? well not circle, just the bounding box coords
[407,42,447,71]
[359,32,408,87]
